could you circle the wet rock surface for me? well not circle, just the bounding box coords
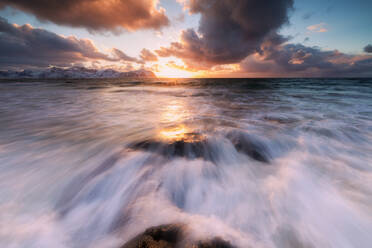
[121,224,234,248]
[226,131,271,163]
[128,138,217,163]
[121,224,182,248]
[194,238,235,248]
[128,130,271,164]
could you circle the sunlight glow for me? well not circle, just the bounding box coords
[157,99,204,142]
[159,125,189,141]
[155,64,197,78]
[158,125,204,143]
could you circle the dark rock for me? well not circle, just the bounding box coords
[121,224,183,248]
[128,138,217,163]
[121,224,235,248]
[129,130,271,164]
[226,131,271,163]
[196,238,235,248]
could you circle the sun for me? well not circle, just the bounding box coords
[155,64,197,78]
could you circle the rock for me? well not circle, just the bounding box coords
[121,224,182,248]
[129,130,271,164]
[195,237,235,248]
[128,137,217,163]
[226,131,270,163]
[121,224,235,248]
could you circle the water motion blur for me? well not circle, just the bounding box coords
[0,78,372,248]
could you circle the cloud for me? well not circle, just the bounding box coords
[240,38,372,77]
[307,23,328,33]
[112,48,142,63]
[140,49,158,62]
[0,0,169,32]
[175,13,185,23]
[156,0,294,68]
[364,44,372,53]
[0,17,141,69]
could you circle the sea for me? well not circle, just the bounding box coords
[0,78,371,248]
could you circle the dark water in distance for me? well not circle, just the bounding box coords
[0,78,372,248]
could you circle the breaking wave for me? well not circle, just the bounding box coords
[0,78,372,248]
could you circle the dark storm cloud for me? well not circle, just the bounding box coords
[0,17,141,69]
[140,49,158,62]
[0,0,169,32]
[364,44,372,53]
[241,40,372,77]
[156,0,294,67]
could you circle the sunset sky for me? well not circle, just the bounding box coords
[0,0,371,77]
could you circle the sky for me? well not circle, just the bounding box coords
[0,0,371,77]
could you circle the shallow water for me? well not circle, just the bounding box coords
[0,78,372,248]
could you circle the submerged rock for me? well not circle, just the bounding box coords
[128,130,271,164]
[121,224,234,248]
[226,131,271,163]
[128,137,217,163]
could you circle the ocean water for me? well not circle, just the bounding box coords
[0,78,371,248]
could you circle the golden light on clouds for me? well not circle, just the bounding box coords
[152,57,242,78]
[155,65,196,78]
[154,60,198,78]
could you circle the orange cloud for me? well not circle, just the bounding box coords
[0,0,169,32]
[140,49,158,62]
[307,23,328,33]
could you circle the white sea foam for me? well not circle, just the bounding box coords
[0,78,371,247]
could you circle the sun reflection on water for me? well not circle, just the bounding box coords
[156,94,205,143]
[159,125,188,141]
[158,125,204,143]
[161,100,188,123]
